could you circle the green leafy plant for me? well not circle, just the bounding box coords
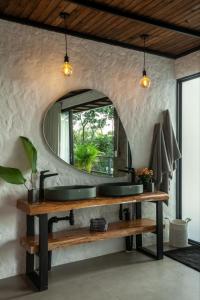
[0,136,38,190]
[0,166,26,185]
[75,144,100,173]
[20,136,37,174]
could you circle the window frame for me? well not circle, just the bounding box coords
[176,72,200,225]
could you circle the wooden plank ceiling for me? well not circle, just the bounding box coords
[0,0,200,59]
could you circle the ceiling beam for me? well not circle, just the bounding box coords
[66,0,200,38]
[175,45,200,58]
[0,13,176,59]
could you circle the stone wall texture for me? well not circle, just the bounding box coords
[0,19,179,279]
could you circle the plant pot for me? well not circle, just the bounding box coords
[142,181,155,192]
[146,182,155,192]
[28,189,38,203]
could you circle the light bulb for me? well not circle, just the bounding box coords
[63,55,73,76]
[63,61,73,76]
[140,70,151,88]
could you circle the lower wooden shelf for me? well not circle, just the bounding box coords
[21,218,156,254]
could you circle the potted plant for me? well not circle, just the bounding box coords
[0,136,38,203]
[136,168,155,192]
[74,143,100,173]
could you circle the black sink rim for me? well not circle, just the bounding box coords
[99,182,142,187]
[45,185,96,191]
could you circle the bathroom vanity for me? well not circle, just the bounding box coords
[17,191,168,291]
[15,89,169,291]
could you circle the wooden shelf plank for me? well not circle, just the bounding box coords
[21,218,156,254]
[17,192,168,215]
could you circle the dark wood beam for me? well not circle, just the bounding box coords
[0,13,175,58]
[66,0,200,38]
[175,45,200,58]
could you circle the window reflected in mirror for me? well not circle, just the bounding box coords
[43,89,130,177]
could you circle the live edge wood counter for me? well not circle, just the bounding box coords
[17,191,168,215]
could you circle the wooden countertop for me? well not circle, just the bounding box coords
[17,191,168,215]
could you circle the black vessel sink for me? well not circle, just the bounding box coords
[45,185,96,201]
[98,182,143,197]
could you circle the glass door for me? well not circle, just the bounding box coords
[177,73,200,244]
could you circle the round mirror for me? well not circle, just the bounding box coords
[43,89,131,177]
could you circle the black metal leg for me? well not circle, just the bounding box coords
[156,201,163,260]
[135,202,142,249]
[125,235,133,251]
[119,205,133,251]
[119,204,123,220]
[26,215,35,235]
[123,208,133,251]
[136,201,164,260]
[26,253,34,274]
[26,214,48,291]
[48,252,52,271]
[26,216,35,275]
[38,214,48,291]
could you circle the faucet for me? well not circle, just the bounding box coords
[39,170,58,201]
[118,167,136,184]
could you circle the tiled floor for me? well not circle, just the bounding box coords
[0,251,199,300]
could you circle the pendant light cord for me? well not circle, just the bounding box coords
[64,15,68,55]
[143,36,146,71]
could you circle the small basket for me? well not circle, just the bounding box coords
[166,218,191,248]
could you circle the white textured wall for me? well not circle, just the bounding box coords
[175,51,200,79]
[0,19,176,279]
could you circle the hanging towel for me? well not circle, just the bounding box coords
[149,123,171,191]
[149,110,181,195]
[162,110,181,175]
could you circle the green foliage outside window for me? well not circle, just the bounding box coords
[73,105,114,175]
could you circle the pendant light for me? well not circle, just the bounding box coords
[140,34,151,88]
[60,12,73,76]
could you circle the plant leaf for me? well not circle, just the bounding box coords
[74,144,99,173]
[20,136,37,174]
[0,166,26,184]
